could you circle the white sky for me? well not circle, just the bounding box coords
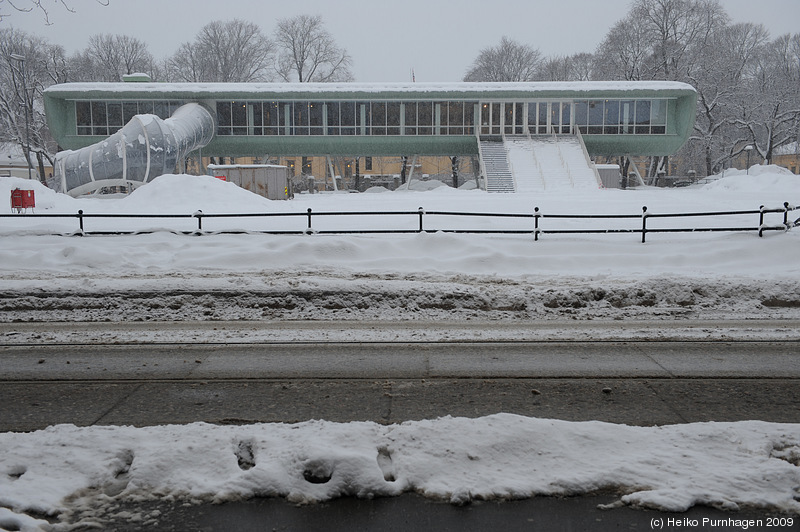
[2,0,800,82]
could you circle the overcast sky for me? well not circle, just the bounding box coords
[3,0,799,82]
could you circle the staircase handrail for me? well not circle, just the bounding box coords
[553,133,575,187]
[477,132,489,191]
[574,126,603,188]
[502,135,519,192]
[526,133,547,190]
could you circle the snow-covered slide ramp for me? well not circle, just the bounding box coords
[52,103,215,197]
[505,135,601,193]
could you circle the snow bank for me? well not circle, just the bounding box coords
[1,415,798,530]
[702,165,799,194]
[1,171,799,323]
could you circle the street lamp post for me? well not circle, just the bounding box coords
[9,53,32,181]
[744,145,754,175]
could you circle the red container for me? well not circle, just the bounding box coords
[10,188,35,212]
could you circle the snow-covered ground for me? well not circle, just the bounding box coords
[1,166,799,325]
[2,416,800,530]
[1,166,799,530]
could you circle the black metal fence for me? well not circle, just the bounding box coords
[1,202,797,243]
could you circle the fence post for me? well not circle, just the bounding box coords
[784,202,790,230]
[193,210,203,233]
[418,207,424,233]
[77,209,84,235]
[758,205,765,236]
[534,207,540,241]
[306,208,313,234]
[641,206,648,243]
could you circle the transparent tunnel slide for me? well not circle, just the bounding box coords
[52,103,215,197]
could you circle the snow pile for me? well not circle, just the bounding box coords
[396,178,450,191]
[0,171,799,323]
[702,164,799,193]
[1,415,799,530]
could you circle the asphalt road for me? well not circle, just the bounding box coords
[2,320,799,431]
[2,320,799,531]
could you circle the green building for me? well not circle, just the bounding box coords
[43,81,696,196]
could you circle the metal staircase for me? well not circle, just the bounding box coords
[479,138,515,193]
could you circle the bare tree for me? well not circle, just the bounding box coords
[538,56,571,81]
[169,20,274,83]
[687,23,769,174]
[0,27,65,181]
[274,15,353,83]
[0,0,109,25]
[593,15,654,81]
[71,33,155,82]
[734,32,800,164]
[463,36,542,82]
[567,53,595,81]
[167,42,211,83]
[631,0,729,81]
[536,53,595,81]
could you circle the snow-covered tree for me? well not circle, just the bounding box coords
[687,23,769,174]
[733,32,800,165]
[274,15,353,83]
[0,27,63,182]
[463,37,542,82]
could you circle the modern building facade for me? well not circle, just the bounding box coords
[43,81,697,196]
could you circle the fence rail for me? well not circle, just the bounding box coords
[1,202,797,243]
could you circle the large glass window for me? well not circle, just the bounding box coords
[619,100,634,134]
[216,102,232,135]
[387,102,401,135]
[418,102,433,135]
[122,102,139,123]
[651,100,667,134]
[634,100,651,134]
[106,103,123,130]
[76,101,92,135]
[371,101,386,135]
[326,101,340,135]
[294,102,309,135]
[587,100,604,134]
[480,103,501,135]
[538,102,548,134]
[574,101,588,134]
[603,100,619,134]
[232,102,247,135]
[309,102,323,136]
[340,101,356,135]
[504,104,514,135]
[445,102,463,135]
[527,102,538,134]
[91,102,108,136]
[250,102,263,135]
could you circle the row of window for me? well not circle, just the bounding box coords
[73,99,671,137]
[479,100,668,135]
[75,100,185,136]
[216,101,477,136]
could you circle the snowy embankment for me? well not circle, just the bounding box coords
[1,168,800,530]
[0,167,799,325]
[2,415,800,530]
